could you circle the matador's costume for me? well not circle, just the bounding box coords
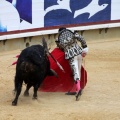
[55,27,88,100]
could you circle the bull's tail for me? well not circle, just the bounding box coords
[48,69,58,78]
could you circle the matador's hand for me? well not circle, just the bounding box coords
[74,32,80,38]
[81,52,87,57]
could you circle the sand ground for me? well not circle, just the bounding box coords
[0,38,120,120]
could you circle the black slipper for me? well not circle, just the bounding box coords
[65,91,77,95]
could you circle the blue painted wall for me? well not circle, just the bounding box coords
[0,0,119,33]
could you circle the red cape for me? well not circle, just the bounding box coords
[39,48,87,92]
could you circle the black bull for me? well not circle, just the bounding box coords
[12,41,58,106]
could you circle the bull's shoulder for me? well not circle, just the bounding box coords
[20,45,44,54]
[27,45,43,51]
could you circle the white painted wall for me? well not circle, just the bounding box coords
[0,0,120,40]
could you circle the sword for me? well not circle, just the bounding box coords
[42,37,65,72]
[48,52,65,72]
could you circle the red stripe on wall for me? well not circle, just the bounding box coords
[0,20,120,36]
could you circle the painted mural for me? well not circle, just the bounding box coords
[0,0,120,33]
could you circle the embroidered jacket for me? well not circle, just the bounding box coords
[57,29,88,59]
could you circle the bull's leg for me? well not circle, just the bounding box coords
[24,83,32,96]
[32,74,45,99]
[12,82,23,106]
[33,84,39,99]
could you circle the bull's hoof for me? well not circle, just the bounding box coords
[24,91,29,97]
[32,96,37,99]
[12,101,17,106]
[32,95,37,99]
